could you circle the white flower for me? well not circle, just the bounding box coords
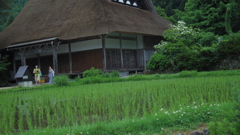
[181,114,183,116]
[179,105,181,106]
[193,102,196,104]
[132,120,134,122]
[80,132,82,134]
[195,106,197,109]
[208,112,210,114]
[180,107,182,110]
[157,118,159,120]
[161,128,164,130]
[155,113,157,116]
[187,106,189,108]
[160,108,164,111]
[165,111,168,114]
[87,132,89,134]
[201,103,204,105]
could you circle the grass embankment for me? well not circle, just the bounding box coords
[0,75,239,134]
[1,69,240,93]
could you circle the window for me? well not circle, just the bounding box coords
[112,0,139,8]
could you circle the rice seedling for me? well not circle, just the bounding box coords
[0,75,239,134]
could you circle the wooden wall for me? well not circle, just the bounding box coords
[15,49,103,75]
[72,49,103,73]
[106,49,144,69]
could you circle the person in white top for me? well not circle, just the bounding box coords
[48,66,55,84]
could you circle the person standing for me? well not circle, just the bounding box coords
[33,65,41,85]
[48,66,54,84]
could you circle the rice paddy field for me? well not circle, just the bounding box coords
[0,75,239,134]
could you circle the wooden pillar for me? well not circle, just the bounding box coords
[136,35,139,68]
[13,53,16,75]
[69,43,72,74]
[37,53,41,69]
[119,33,124,69]
[102,36,107,70]
[19,51,26,66]
[52,42,58,75]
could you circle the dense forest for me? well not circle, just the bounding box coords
[149,0,240,72]
[0,0,28,31]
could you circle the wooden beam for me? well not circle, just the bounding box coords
[24,48,52,56]
[106,35,136,41]
[69,43,73,74]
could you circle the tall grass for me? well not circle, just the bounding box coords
[0,76,239,134]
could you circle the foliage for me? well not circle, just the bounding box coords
[0,0,13,25]
[148,21,218,72]
[217,32,240,57]
[0,55,11,87]
[208,84,240,135]
[153,0,240,35]
[0,54,10,72]
[54,75,69,86]
[82,67,102,78]
[110,71,120,78]
[147,52,170,71]
[0,0,28,31]
[0,76,239,134]
[182,0,240,35]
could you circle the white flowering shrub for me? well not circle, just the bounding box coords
[148,21,218,72]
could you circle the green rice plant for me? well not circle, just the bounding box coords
[178,70,198,77]
[0,75,239,134]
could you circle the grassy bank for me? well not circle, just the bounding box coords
[1,69,240,93]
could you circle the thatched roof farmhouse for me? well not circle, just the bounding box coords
[0,0,170,78]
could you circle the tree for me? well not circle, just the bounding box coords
[0,0,28,31]
[182,0,240,35]
[0,0,13,25]
[0,54,10,73]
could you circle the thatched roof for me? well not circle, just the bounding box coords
[0,0,170,49]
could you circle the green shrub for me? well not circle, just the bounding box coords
[74,76,81,82]
[217,32,240,57]
[147,53,171,71]
[83,67,102,78]
[102,72,111,78]
[54,75,69,86]
[111,71,120,78]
